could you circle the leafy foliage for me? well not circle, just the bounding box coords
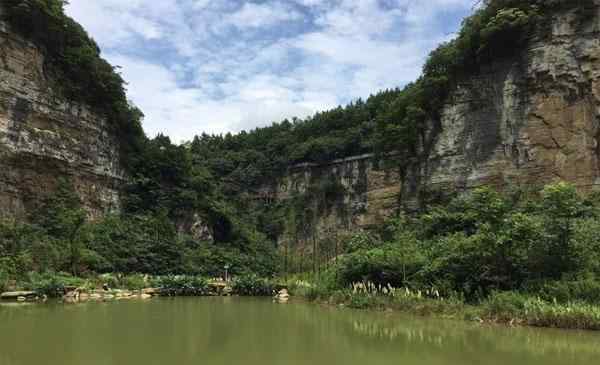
[155,275,210,296]
[232,274,276,296]
[24,271,87,298]
[331,183,600,301]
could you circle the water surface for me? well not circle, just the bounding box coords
[1,297,599,365]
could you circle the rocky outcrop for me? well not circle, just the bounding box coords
[263,4,600,247]
[422,5,600,200]
[0,9,123,219]
[258,154,401,246]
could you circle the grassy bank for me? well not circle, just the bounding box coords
[283,278,600,332]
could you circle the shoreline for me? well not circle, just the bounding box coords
[4,286,600,332]
[302,291,600,332]
[4,273,600,332]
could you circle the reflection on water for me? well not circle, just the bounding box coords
[348,312,600,360]
[1,297,599,365]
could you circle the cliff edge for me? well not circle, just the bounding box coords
[0,6,123,219]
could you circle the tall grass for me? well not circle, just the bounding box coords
[293,278,600,331]
[482,292,600,330]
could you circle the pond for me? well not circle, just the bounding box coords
[1,297,599,365]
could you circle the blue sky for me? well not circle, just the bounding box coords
[66,0,474,142]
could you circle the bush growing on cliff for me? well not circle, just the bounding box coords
[345,231,382,254]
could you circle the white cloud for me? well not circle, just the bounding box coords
[65,0,473,143]
[314,0,402,36]
[227,2,301,29]
[107,54,317,142]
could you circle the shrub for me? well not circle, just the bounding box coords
[156,275,209,296]
[121,274,147,290]
[304,283,332,302]
[534,280,600,305]
[482,291,529,318]
[24,272,87,297]
[232,274,275,296]
[345,231,381,253]
[0,267,9,292]
[98,273,120,290]
[348,293,381,309]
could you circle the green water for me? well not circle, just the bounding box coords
[1,297,599,365]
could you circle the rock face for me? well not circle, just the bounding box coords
[258,154,402,247]
[0,10,123,219]
[422,6,600,200]
[263,5,600,247]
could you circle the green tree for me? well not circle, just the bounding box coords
[538,182,585,278]
[30,178,86,275]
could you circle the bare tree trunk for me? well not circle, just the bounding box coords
[312,234,316,275]
[284,240,288,280]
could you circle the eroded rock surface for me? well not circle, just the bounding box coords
[425,7,600,197]
[0,11,123,219]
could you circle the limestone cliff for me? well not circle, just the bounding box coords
[0,10,123,219]
[264,3,600,246]
[422,4,600,200]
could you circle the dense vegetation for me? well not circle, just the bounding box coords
[320,183,600,298]
[288,182,600,330]
[0,177,278,289]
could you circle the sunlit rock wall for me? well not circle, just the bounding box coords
[423,5,600,198]
[0,9,123,219]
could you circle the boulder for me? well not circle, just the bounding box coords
[1,291,37,300]
[274,289,290,303]
[115,291,133,298]
[64,288,80,299]
[142,288,160,296]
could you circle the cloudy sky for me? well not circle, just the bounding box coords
[65,0,473,143]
